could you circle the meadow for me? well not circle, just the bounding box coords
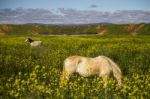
[0,35,150,98]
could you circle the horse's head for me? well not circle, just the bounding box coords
[25,38,34,43]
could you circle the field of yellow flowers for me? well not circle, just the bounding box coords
[0,35,149,98]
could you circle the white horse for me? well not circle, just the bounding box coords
[60,55,122,88]
[25,38,43,47]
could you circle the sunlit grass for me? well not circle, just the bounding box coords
[0,35,149,98]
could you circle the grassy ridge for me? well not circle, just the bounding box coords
[0,35,149,98]
[0,23,150,35]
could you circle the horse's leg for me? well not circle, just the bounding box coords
[98,58,111,88]
[100,74,109,97]
[117,78,122,86]
[60,70,72,88]
[60,70,72,81]
[100,74,109,88]
[113,73,122,86]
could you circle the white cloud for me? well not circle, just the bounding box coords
[0,8,150,24]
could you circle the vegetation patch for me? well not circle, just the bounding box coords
[0,35,149,98]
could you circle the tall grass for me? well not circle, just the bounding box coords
[0,35,149,98]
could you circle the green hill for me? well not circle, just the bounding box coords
[0,23,150,35]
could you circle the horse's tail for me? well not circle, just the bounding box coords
[105,57,122,84]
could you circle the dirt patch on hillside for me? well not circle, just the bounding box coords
[125,24,144,32]
[0,32,5,36]
[97,30,108,35]
[1,25,12,32]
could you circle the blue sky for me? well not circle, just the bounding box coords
[0,0,150,11]
[0,0,150,24]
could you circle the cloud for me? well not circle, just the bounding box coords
[57,9,150,24]
[89,5,98,8]
[0,8,150,24]
[0,8,61,24]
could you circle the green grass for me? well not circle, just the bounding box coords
[0,35,150,98]
[0,23,150,35]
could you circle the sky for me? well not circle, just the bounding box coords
[0,0,150,24]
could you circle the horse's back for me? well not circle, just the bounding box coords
[75,56,101,77]
[31,41,42,47]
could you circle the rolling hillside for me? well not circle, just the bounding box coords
[0,23,150,35]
